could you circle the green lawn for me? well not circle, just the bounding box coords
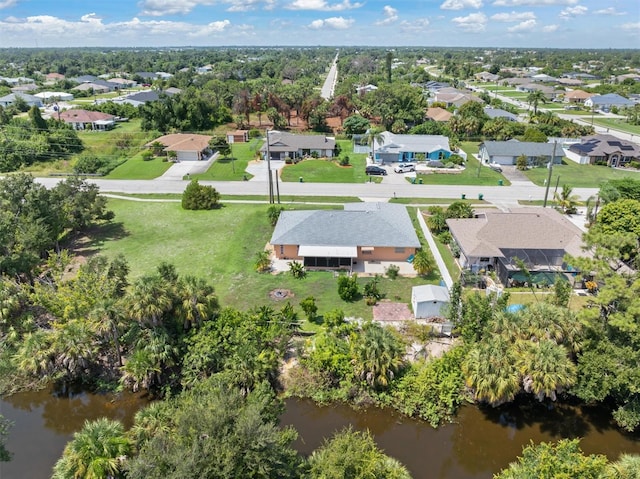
[588,117,640,136]
[105,193,362,203]
[105,153,172,179]
[523,159,640,187]
[415,142,509,187]
[94,200,433,319]
[280,140,372,183]
[191,141,261,181]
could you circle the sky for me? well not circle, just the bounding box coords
[0,0,638,49]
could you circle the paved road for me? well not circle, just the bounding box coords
[35,177,599,207]
[320,52,339,100]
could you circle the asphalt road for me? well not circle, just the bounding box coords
[35,177,599,207]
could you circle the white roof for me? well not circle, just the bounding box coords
[298,245,357,258]
[412,285,450,303]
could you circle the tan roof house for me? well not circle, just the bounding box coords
[146,133,212,161]
[564,90,594,104]
[426,107,452,122]
[447,208,588,287]
[58,109,116,130]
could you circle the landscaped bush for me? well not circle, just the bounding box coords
[629,161,640,170]
[338,155,350,166]
[73,155,126,176]
[337,274,359,301]
[181,180,221,210]
[248,129,261,139]
[386,264,400,279]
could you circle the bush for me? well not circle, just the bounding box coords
[181,180,221,210]
[300,296,318,322]
[337,274,359,301]
[289,261,306,279]
[248,129,262,139]
[73,155,126,176]
[338,155,350,166]
[386,264,400,279]
[141,150,154,161]
[629,161,640,170]
[437,231,452,244]
[448,154,464,166]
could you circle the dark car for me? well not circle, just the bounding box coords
[365,165,387,176]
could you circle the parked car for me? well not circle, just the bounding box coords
[489,163,503,172]
[365,165,387,176]
[394,163,416,173]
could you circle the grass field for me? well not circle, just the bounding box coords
[523,159,640,187]
[94,200,435,320]
[415,142,509,186]
[279,140,377,183]
[191,141,262,181]
[105,154,172,179]
[588,117,640,136]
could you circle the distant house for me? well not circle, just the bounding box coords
[45,72,65,81]
[479,140,563,166]
[0,92,42,108]
[565,134,640,166]
[584,93,635,111]
[447,208,588,287]
[108,78,137,88]
[58,109,116,130]
[474,71,500,82]
[146,133,212,161]
[34,91,74,102]
[412,285,450,319]
[426,107,452,122]
[434,88,482,108]
[226,130,249,144]
[423,81,450,93]
[484,107,518,122]
[564,90,593,104]
[516,83,560,99]
[530,73,556,83]
[260,131,335,161]
[72,82,111,94]
[11,84,38,93]
[356,84,378,95]
[374,131,452,164]
[270,203,421,271]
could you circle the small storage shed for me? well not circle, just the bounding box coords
[227,130,249,144]
[411,285,450,319]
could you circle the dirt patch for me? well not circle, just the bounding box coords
[269,288,294,301]
[373,301,414,322]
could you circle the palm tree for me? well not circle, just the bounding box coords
[462,336,520,406]
[412,249,436,276]
[516,340,577,402]
[554,184,580,215]
[52,418,131,479]
[527,90,547,116]
[255,251,272,272]
[175,275,218,330]
[607,453,640,478]
[363,127,385,163]
[351,322,405,390]
[127,275,173,328]
[89,299,126,368]
[129,402,172,448]
[50,319,99,379]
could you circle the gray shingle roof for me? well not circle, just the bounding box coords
[260,131,335,153]
[481,140,558,157]
[270,203,420,248]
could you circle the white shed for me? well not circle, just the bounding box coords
[411,285,450,319]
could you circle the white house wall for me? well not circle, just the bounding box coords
[565,149,589,164]
[177,151,200,161]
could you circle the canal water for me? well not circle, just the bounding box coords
[1,391,639,479]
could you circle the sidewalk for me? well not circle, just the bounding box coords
[416,209,454,289]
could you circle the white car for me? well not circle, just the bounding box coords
[394,163,416,173]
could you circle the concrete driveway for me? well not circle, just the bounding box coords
[157,153,217,181]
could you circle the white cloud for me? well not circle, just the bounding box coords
[491,11,535,22]
[542,24,558,32]
[138,0,215,16]
[308,16,354,29]
[621,22,640,31]
[492,0,577,6]
[0,0,18,8]
[451,12,487,32]
[287,0,363,11]
[375,5,398,25]
[399,18,430,32]
[225,0,264,12]
[594,7,625,16]
[507,19,536,32]
[440,0,483,10]
[560,5,587,19]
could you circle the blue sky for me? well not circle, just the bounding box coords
[0,0,637,48]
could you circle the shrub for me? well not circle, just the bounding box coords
[267,205,284,226]
[248,129,261,139]
[629,161,640,170]
[289,261,306,279]
[181,180,221,210]
[445,162,455,169]
[323,308,345,328]
[337,274,359,301]
[300,296,318,322]
[339,155,350,166]
[141,150,154,161]
[448,154,464,166]
[386,264,400,279]
[363,275,382,304]
[437,231,452,244]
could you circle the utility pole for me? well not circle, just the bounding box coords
[265,129,274,204]
[543,141,557,208]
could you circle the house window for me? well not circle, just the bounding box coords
[480,257,490,262]
[279,245,284,255]
[362,250,373,255]
[395,247,406,254]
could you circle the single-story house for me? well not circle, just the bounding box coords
[412,285,450,319]
[426,107,452,122]
[484,107,518,122]
[423,81,450,93]
[356,84,378,95]
[45,72,65,81]
[434,88,482,108]
[565,134,640,166]
[584,93,635,111]
[474,71,500,82]
[557,78,584,87]
[447,208,588,287]
[0,93,43,108]
[227,130,249,143]
[72,82,111,94]
[270,203,421,271]
[530,73,557,83]
[108,78,137,88]
[478,140,563,166]
[260,131,335,161]
[564,90,593,104]
[516,84,560,99]
[34,91,75,102]
[11,84,38,93]
[374,131,452,164]
[58,109,116,130]
[146,133,212,161]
